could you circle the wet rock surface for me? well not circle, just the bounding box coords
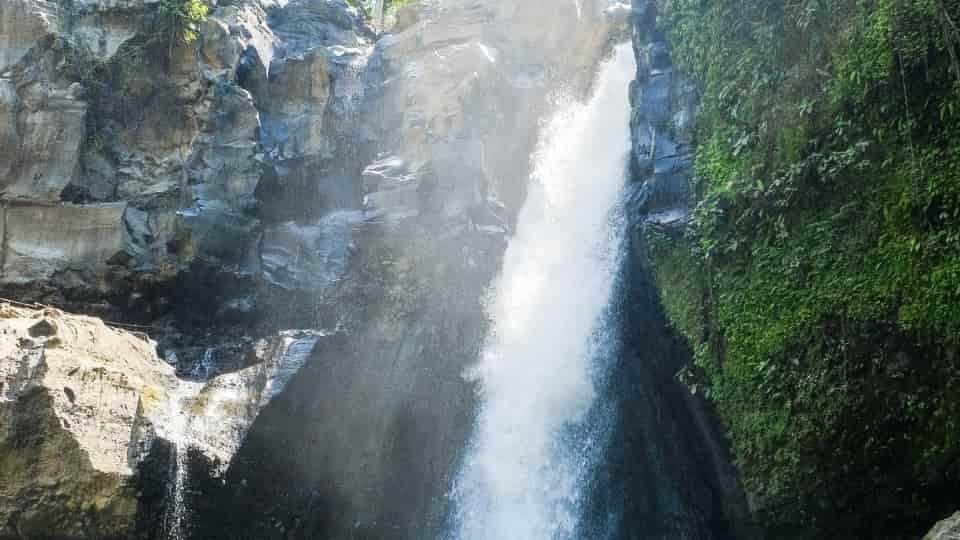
[624,0,695,232]
[589,0,754,537]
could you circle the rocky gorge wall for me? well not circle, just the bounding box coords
[1,0,377,535]
[0,0,626,537]
[628,0,960,537]
[580,1,753,537]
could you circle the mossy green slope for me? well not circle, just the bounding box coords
[645,0,960,536]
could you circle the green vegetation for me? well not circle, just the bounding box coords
[160,0,209,44]
[645,0,960,536]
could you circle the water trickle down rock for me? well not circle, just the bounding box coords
[0,302,328,539]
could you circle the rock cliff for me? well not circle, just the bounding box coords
[628,0,960,536]
[578,1,753,537]
[0,0,372,320]
[1,0,626,537]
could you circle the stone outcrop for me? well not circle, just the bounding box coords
[0,301,324,538]
[0,303,175,538]
[625,0,696,231]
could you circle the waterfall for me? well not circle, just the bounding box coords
[449,43,636,540]
[161,378,204,540]
[161,349,213,540]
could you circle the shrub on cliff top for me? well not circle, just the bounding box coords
[160,0,209,44]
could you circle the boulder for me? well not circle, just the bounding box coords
[0,302,326,537]
[0,303,177,538]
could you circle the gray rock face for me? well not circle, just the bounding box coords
[0,0,372,315]
[0,41,86,202]
[625,0,696,231]
[0,0,59,71]
[0,4,376,535]
[366,0,619,220]
[259,211,359,292]
[0,202,126,285]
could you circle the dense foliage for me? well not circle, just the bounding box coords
[645,0,960,536]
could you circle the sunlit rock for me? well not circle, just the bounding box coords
[0,302,325,537]
[0,303,177,538]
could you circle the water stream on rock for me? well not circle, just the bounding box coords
[160,379,204,540]
[160,349,214,540]
[448,43,635,540]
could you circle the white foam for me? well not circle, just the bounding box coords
[450,43,636,540]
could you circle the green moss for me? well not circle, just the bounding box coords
[646,230,706,347]
[647,0,960,536]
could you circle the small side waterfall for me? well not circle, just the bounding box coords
[160,378,204,540]
[449,43,636,540]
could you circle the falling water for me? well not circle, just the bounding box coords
[449,43,636,540]
[161,380,202,540]
[160,349,214,540]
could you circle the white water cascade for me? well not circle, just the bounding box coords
[449,43,636,540]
